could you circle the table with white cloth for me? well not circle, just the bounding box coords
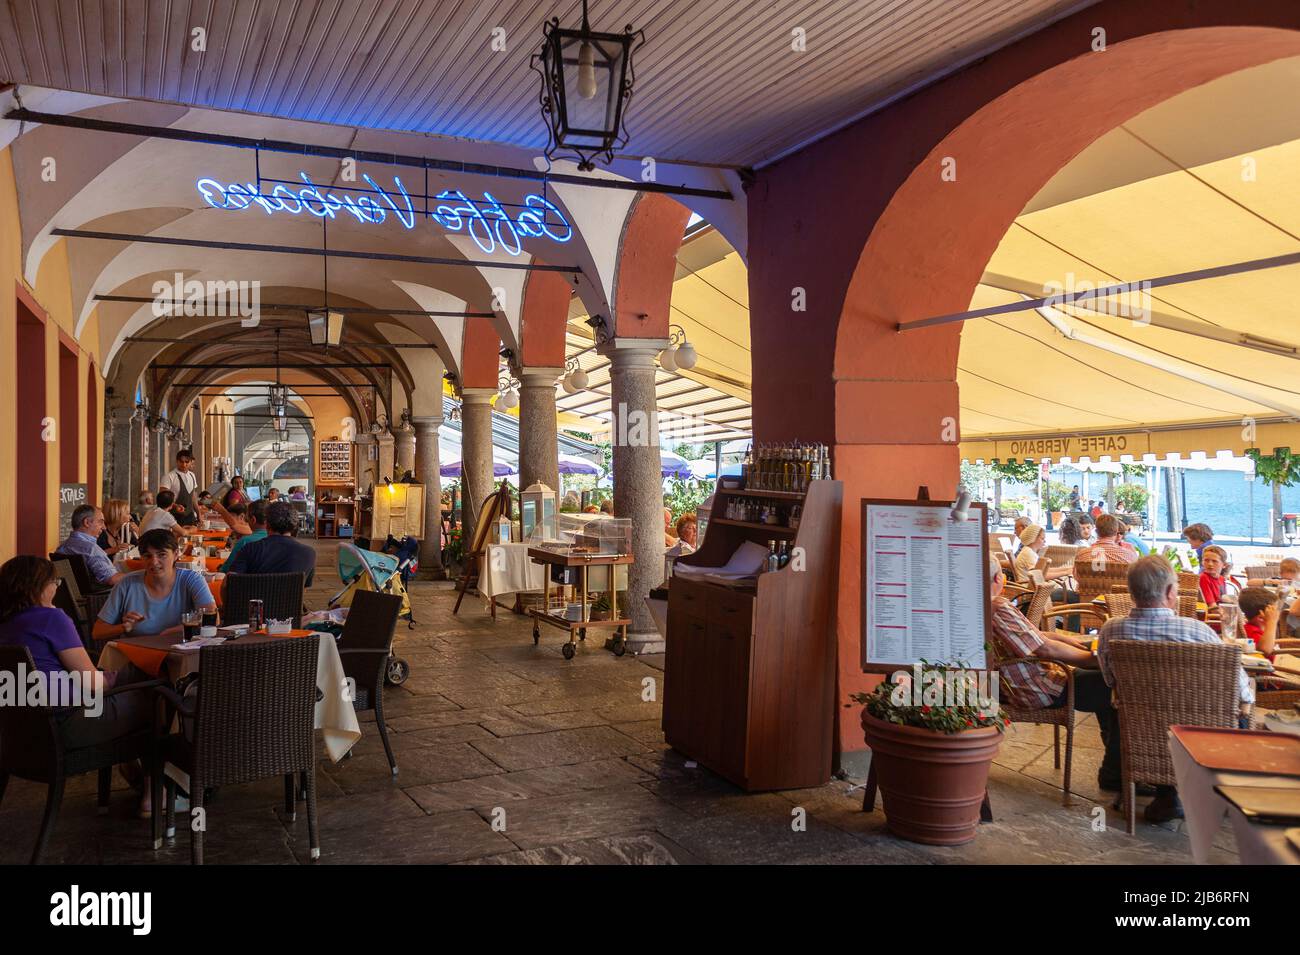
[1168,731,1300,865]
[99,630,361,763]
[478,542,547,608]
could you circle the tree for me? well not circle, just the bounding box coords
[1245,447,1300,546]
[987,460,1040,515]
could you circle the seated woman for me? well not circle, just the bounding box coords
[97,498,140,557]
[1197,544,1232,607]
[93,528,216,642]
[1015,523,1081,630]
[0,555,158,813]
[1057,516,1085,546]
[222,475,249,509]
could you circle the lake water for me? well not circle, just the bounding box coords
[1004,469,1300,541]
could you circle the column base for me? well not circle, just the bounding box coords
[606,630,664,655]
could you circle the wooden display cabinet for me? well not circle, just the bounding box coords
[663,479,842,791]
[315,486,356,539]
[372,482,425,540]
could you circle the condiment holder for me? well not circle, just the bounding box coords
[266,618,292,635]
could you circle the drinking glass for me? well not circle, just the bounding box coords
[182,610,202,641]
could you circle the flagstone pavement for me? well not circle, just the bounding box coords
[0,542,1240,865]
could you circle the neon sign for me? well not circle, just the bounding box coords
[195,171,573,257]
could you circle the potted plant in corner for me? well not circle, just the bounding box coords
[588,592,613,621]
[854,662,1007,846]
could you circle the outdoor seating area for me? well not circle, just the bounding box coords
[2,4,1300,914]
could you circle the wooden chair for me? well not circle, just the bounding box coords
[452,483,512,615]
[152,637,321,864]
[1107,640,1241,834]
[222,572,305,628]
[0,646,163,863]
[336,590,403,775]
[1074,563,1131,604]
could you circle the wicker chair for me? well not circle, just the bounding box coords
[152,636,322,864]
[1075,563,1131,604]
[48,551,111,597]
[1107,640,1241,834]
[1103,593,1134,619]
[1244,564,1281,582]
[0,646,162,864]
[1177,572,1200,594]
[337,590,403,775]
[1023,584,1055,629]
[989,650,1077,806]
[49,555,111,645]
[221,572,305,628]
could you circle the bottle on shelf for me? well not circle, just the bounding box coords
[778,541,790,568]
[766,540,779,573]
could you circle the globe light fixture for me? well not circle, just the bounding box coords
[660,324,696,372]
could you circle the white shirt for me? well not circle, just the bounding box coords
[162,468,198,497]
[140,507,178,534]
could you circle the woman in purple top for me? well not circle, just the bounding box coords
[0,555,158,814]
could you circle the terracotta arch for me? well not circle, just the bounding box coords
[747,0,1300,769]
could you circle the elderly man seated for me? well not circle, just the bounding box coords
[987,553,1126,792]
[54,503,126,588]
[1096,555,1254,823]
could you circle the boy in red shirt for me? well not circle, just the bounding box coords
[1238,586,1280,659]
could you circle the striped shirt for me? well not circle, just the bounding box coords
[990,596,1067,709]
[1097,606,1253,704]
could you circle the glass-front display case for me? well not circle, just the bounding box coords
[534,513,634,556]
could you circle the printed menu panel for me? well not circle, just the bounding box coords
[863,501,987,669]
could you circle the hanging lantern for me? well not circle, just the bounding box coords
[534,0,645,171]
[308,309,345,347]
[569,367,589,391]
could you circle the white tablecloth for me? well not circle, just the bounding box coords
[100,634,360,763]
[1168,732,1299,865]
[479,543,547,600]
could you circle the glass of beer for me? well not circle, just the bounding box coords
[182,610,203,641]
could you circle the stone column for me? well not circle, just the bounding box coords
[105,401,134,502]
[518,367,563,496]
[599,337,670,653]
[460,388,496,549]
[353,434,376,495]
[413,415,445,578]
[394,424,417,479]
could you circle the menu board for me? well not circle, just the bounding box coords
[316,440,354,484]
[861,498,989,671]
[58,483,88,541]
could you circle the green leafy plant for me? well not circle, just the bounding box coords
[444,524,465,566]
[1044,480,1072,512]
[852,662,1007,734]
[1113,483,1148,515]
[1246,447,1300,545]
[664,476,712,522]
[990,461,1040,483]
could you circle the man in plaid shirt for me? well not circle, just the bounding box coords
[1074,514,1136,567]
[988,555,1124,791]
[1097,554,1253,822]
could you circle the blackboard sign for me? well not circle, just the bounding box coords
[58,483,88,541]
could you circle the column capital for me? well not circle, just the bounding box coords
[596,337,670,365]
[460,388,497,405]
[411,415,444,432]
[518,366,565,387]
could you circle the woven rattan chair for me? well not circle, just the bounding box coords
[1075,563,1131,604]
[1244,564,1281,582]
[1177,572,1200,594]
[990,650,1077,806]
[1023,584,1055,629]
[49,551,111,597]
[0,646,162,864]
[337,590,403,775]
[1107,639,1241,834]
[1103,593,1134,619]
[152,636,322,864]
[222,572,305,628]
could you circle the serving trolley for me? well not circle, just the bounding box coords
[526,547,634,659]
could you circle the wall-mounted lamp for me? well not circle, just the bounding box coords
[659,323,697,373]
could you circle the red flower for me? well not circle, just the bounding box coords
[1003,717,1011,726]
[966,720,973,726]
[921,705,931,713]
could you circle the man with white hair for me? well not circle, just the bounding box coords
[987,553,1125,792]
[1097,554,1254,822]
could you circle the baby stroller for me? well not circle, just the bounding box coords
[329,542,413,685]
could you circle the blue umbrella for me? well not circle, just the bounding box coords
[558,454,601,476]
[440,459,516,477]
[661,450,693,479]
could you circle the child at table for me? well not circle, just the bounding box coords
[1237,586,1280,658]
[1197,545,1231,607]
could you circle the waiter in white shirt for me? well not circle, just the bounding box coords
[161,449,200,524]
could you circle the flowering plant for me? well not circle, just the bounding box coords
[853,661,1008,734]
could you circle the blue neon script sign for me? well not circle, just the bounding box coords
[195,172,573,257]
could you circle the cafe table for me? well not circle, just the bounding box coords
[98,629,360,762]
[478,542,546,617]
[1168,727,1300,864]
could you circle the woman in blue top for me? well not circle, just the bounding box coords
[93,528,216,642]
[0,555,158,812]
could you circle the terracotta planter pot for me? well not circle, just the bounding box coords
[861,711,1002,846]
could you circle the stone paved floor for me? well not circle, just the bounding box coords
[0,542,1240,864]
